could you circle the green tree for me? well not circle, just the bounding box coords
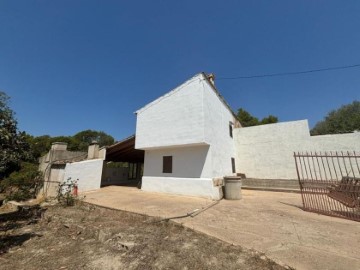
[0,92,31,179]
[25,130,115,158]
[73,130,115,151]
[311,101,360,135]
[50,136,80,151]
[237,108,259,127]
[0,162,42,201]
[25,134,52,159]
[260,115,278,125]
[237,108,278,127]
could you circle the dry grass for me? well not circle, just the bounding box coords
[0,202,291,270]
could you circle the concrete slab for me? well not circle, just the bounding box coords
[83,186,360,270]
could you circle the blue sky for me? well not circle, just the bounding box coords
[1,1,359,140]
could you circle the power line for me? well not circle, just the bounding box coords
[217,64,360,80]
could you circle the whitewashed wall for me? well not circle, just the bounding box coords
[202,80,237,178]
[141,145,223,199]
[143,145,212,178]
[63,159,104,192]
[135,74,206,149]
[136,73,239,199]
[234,120,360,180]
[136,73,238,179]
[141,177,221,199]
[43,165,66,197]
[310,133,360,151]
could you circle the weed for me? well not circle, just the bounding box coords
[57,177,78,206]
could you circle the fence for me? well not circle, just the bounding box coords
[294,151,360,222]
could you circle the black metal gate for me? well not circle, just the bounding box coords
[294,151,360,222]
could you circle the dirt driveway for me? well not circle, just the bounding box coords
[84,186,360,270]
[1,203,287,270]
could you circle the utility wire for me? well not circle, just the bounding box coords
[217,64,360,80]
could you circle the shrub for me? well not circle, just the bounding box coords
[57,177,78,206]
[0,162,43,201]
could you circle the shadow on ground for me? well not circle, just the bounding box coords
[0,205,46,254]
[0,233,42,254]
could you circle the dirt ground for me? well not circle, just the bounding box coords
[0,202,291,270]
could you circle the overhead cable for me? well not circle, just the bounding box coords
[217,64,360,80]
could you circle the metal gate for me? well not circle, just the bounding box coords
[294,151,360,222]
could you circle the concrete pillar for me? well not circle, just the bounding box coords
[46,142,68,162]
[98,147,106,160]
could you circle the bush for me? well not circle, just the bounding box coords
[0,162,43,201]
[57,177,78,206]
[311,101,360,135]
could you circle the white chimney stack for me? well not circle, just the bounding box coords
[87,141,99,159]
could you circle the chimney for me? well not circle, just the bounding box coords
[87,141,99,160]
[207,73,215,86]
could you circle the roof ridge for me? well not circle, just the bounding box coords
[200,72,240,123]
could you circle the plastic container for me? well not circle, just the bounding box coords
[224,176,242,200]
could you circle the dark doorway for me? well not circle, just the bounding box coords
[102,135,144,188]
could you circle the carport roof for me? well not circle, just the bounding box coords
[106,135,144,163]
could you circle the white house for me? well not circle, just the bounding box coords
[46,72,360,200]
[134,72,360,198]
[135,73,240,199]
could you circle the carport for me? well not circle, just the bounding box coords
[102,135,144,187]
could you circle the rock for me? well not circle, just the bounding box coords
[119,241,135,249]
[7,200,23,206]
[0,202,18,213]
[98,229,111,243]
[260,255,267,260]
[106,239,135,251]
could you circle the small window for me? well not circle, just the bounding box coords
[229,123,233,138]
[231,158,236,173]
[163,156,172,173]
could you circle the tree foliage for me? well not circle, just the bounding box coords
[25,135,52,159]
[25,130,115,159]
[0,91,115,202]
[237,108,278,127]
[311,101,360,135]
[260,115,278,125]
[0,92,31,179]
[73,130,115,151]
[0,162,42,201]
